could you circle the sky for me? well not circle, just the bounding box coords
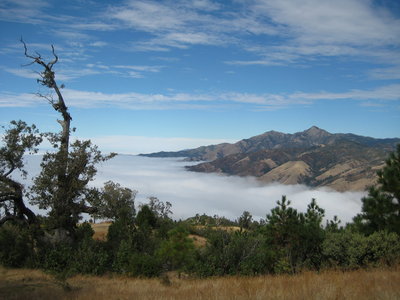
[19,155,365,223]
[0,0,400,154]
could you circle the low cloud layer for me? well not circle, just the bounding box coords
[94,155,365,224]
[19,155,365,224]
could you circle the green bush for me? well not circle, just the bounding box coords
[0,224,35,268]
[40,243,75,274]
[112,238,134,273]
[365,231,400,266]
[127,252,162,277]
[322,230,400,269]
[72,239,109,275]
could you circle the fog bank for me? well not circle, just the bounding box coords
[18,155,365,224]
[94,155,364,223]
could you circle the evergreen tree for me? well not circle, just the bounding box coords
[358,145,400,234]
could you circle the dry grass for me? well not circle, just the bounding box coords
[1,266,399,300]
[91,222,111,241]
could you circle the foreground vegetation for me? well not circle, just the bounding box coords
[1,265,399,300]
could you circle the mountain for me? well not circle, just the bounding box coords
[141,127,399,191]
[141,126,399,161]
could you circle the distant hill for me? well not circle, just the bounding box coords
[141,126,400,191]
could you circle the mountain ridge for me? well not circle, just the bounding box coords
[140,127,399,191]
[140,126,399,161]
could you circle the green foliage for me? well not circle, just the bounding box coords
[377,144,400,200]
[0,224,35,267]
[358,144,400,234]
[0,121,42,225]
[193,229,275,277]
[238,211,253,231]
[156,226,195,271]
[185,213,237,226]
[300,199,326,270]
[112,238,134,273]
[72,239,109,275]
[0,120,42,177]
[107,217,134,251]
[365,231,400,266]
[264,197,326,272]
[322,230,400,269]
[265,196,303,273]
[359,187,400,234]
[92,181,136,222]
[40,243,75,275]
[136,205,157,230]
[127,252,162,277]
[30,140,112,234]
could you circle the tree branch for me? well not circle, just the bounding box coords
[0,215,25,226]
[72,202,98,215]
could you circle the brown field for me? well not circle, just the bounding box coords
[1,266,399,300]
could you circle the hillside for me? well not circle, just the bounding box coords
[187,140,388,191]
[141,127,399,191]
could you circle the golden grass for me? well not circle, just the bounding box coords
[91,222,111,241]
[1,266,399,300]
[188,234,207,247]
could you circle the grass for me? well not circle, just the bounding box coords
[91,222,111,241]
[1,266,399,300]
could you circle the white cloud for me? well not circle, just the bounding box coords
[290,84,400,101]
[369,66,400,80]
[114,65,164,73]
[253,0,400,46]
[12,155,367,224]
[0,0,49,24]
[1,84,399,109]
[3,0,398,70]
[229,0,400,65]
[90,155,365,223]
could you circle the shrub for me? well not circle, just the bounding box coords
[0,224,35,268]
[127,252,162,277]
[322,230,400,269]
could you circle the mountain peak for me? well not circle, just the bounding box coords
[303,126,330,137]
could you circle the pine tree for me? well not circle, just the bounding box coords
[358,144,400,234]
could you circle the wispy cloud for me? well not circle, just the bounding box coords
[369,66,400,80]
[0,0,50,24]
[1,84,399,109]
[1,60,165,81]
[3,0,399,73]
[231,0,400,65]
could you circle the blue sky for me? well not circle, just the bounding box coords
[1,0,399,154]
